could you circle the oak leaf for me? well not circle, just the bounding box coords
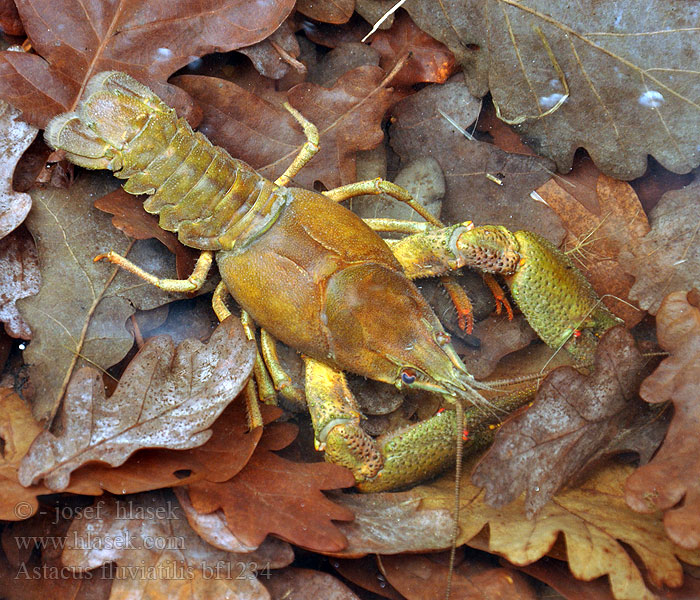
[420,461,700,600]
[625,290,700,549]
[174,65,396,190]
[0,100,36,239]
[61,491,270,600]
[19,172,186,421]
[0,0,295,127]
[619,182,700,314]
[404,0,700,179]
[18,317,255,491]
[296,0,354,25]
[0,388,50,520]
[265,567,361,600]
[472,327,665,515]
[370,11,459,87]
[187,422,356,553]
[534,163,650,324]
[389,76,564,240]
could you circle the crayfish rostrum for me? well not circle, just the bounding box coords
[44,71,620,493]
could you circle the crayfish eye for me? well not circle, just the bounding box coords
[400,368,417,385]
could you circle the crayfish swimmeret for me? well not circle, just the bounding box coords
[45,71,621,493]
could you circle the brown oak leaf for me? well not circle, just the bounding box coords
[174,64,396,190]
[0,0,295,127]
[0,100,36,239]
[94,188,197,280]
[625,290,700,549]
[534,160,650,325]
[0,388,50,520]
[296,0,354,24]
[265,567,362,600]
[187,421,356,553]
[471,327,663,516]
[18,317,255,491]
[370,10,459,87]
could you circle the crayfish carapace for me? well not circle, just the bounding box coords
[44,71,621,495]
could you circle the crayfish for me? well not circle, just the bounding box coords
[44,71,621,496]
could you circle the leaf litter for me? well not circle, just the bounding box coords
[0,4,699,599]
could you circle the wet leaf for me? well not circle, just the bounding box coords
[174,486,295,564]
[66,401,277,496]
[0,0,23,36]
[619,182,700,314]
[18,317,255,491]
[535,161,650,325]
[404,0,700,178]
[187,422,356,553]
[0,388,50,520]
[239,20,302,80]
[370,11,458,87]
[94,188,198,280]
[421,461,700,600]
[0,227,39,339]
[626,290,700,549]
[175,65,395,190]
[472,327,663,515]
[389,76,564,240]
[265,567,361,600]
[61,491,270,599]
[380,553,537,600]
[296,0,354,25]
[0,0,295,127]
[19,172,186,421]
[0,100,36,239]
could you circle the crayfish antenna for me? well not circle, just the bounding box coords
[445,399,465,600]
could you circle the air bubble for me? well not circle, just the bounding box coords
[639,90,664,108]
[539,93,566,110]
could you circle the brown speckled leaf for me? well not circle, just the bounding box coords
[18,317,255,491]
[0,227,39,339]
[296,0,354,24]
[472,327,662,516]
[626,290,700,549]
[19,172,185,421]
[187,422,356,553]
[619,182,700,315]
[389,76,563,240]
[404,0,700,179]
[0,0,294,127]
[265,568,362,600]
[0,100,36,239]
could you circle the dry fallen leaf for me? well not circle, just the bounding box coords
[404,0,700,179]
[472,327,663,515]
[61,491,270,600]
[0,0,295,126]
[625,290,700,549]
[19,172,187,421]
[19,317,255,491]
[0,227,39,339]
[0,100,36,239]
[187,421,356,553]
[619,182,700,314]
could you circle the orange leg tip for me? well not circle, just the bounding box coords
[457,311,474,335]
[462,429,469,442]
[93,253,108,263]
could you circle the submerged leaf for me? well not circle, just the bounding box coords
[626,290,700,549]
[405,0,700,178]
[19,317,255,491]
